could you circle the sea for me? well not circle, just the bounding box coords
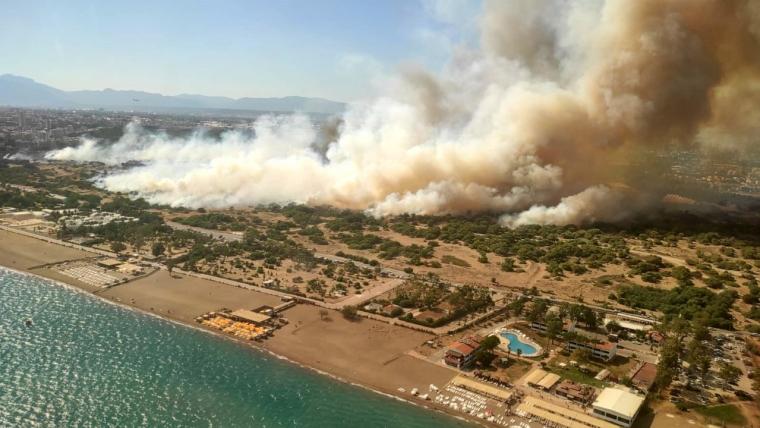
[0,268,470,428]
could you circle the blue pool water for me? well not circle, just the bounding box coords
[500,331,537,355]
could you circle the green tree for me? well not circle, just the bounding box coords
[655,336,682,391]
[481,335,500,351]
[476,350,496,367]
[686,338,711,384]
[718,362,742,385]
[341,305,359,321]
[166,259,176,276]
[501,257,516,272]
[580,307,599,330]
[111,241,126,253]
[152,242,166,257]
[606,320,622,334]
[527,300,548,323]
[545,314,563,346]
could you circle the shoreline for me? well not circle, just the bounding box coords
[0,264,472,427]
[0,229,483,427]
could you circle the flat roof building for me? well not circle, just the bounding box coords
[524,368,549,387]
[537,373,561,390]
[567,339,618,362]
[592,387,645,428]
[518,396,618,428]
[229,309,272,325]
[595,368,611,381]
[97,258,123,269]
[616,312,657,326]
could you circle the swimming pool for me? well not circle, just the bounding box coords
[499,330,538,356]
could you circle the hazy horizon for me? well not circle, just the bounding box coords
[1,0,481,102]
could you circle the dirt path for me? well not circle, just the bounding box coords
[523,261,546,286]
[630,248,688,267]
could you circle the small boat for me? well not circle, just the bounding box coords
[25,319,33,327]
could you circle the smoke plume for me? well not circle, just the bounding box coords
[46,0,760,226]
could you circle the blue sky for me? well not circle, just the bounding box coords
[1,0,481,101]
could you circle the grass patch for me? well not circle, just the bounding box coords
[593,274,624,287]
[499,359,532,382]
[547,366,606,388]
[694,404,746,426]
[441,255,471,267]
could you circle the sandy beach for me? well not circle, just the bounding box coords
[0,229,90,271]
[0,229,467,424]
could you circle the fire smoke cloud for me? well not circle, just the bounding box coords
[46,0,760,226]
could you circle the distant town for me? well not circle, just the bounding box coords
[0,107,274,155]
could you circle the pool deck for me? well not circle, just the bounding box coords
[495,328,543,357]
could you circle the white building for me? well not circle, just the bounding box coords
[567,339,618,361]
[616,312,657,326]
[59,211,137,230]
[592,387,645,428]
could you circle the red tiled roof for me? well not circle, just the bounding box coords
[648,331,664,342]
[631,362,657,388]
[594,341,616,351]
[447,341,477,357]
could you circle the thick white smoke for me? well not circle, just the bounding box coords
[46,0,760,226]
[500,185,626,228]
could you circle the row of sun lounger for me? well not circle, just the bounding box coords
[201,316,268,340]
[58,264,120,288]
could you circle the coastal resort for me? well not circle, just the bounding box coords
[495,328,542,357]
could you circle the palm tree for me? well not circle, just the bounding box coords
[517,348,523,359]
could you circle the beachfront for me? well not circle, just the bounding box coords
[0,229,479,425]
[0,225,661,428]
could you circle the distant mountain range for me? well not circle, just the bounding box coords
[0,74,345,115]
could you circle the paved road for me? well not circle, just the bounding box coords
[337,278,404,307]
[166,220,409,307]
[166,221,245,242]
[314,252,410,279]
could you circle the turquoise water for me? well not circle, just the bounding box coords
[0,268,470,427]
[500,331,537,355]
